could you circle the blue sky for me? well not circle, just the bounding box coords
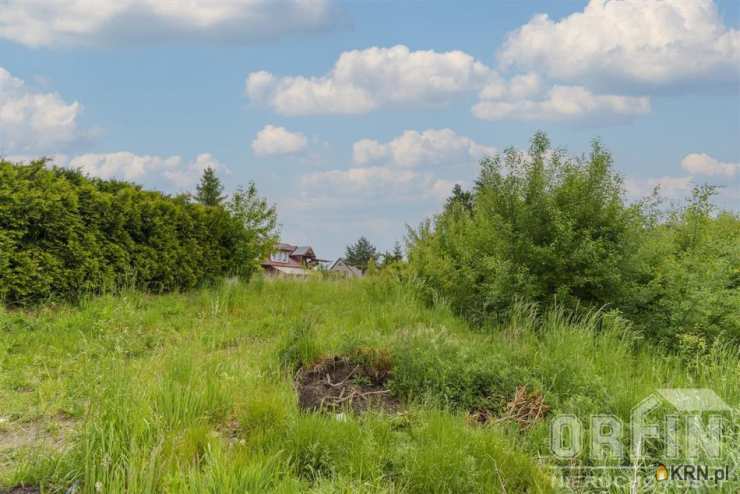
[1,0,738,258]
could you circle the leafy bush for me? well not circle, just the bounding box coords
[407,132,643,325]
[625,187,739,344]
[407,132,739,345]
[0,159,276,306]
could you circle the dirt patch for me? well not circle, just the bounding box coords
[467,385,550,429]
[295,356,398,413]
[0,414,77,476]
[0,416,75,453]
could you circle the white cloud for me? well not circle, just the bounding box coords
[352,139,388,167]
[298,128,484,216]
[681,153,738,177]
[473,84,650,122]
[67,151,227,189]
[164,153,226,188]
[498,0,740,86]
[353,128,495,167]
[0,67,85,152]
[625,152,739,206]
[624,175,695,200]
[0,0,341,47]
[300,166,456,204]
[246,45,493,115]
[251,125,307,156]
[245,43,656,124]
[69,152,179,181]
[479,72,542,101]
[2,153,68,164]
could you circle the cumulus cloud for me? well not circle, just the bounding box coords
[246,43,655,124]
[0,67,85,152]
[353,128,495,167]
[681,153,738,177]
[479,72,542,101]
[0,0,341,47]
[245,45,493,115]
[498,0,740,87]
[66,151,227,189]
[300,166,456,205]
[473,84,651,122]
[624,175,695,200]
[624,151,739,206]
[251,125,307,156]
[297,128,487,216]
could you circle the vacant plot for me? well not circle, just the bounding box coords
[0,278,737,493]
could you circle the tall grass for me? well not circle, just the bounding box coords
[1,278,737,492]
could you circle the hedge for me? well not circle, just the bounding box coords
[0,159,262,306]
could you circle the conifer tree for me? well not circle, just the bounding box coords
[344,236,378,272]
[196,167,225,206]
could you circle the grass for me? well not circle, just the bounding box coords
[0,277,737,493]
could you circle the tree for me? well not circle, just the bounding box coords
[344,236,378,272]
[444,184,473,214]
[381,241,404,268]
[195,167,225,206]
[226,182,278,278]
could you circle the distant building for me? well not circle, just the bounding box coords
[262,243,321,277]
[328,258,363,278]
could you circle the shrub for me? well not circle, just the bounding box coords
[625,187,739,345]
[406,133,739,345]
[407,132,643,326]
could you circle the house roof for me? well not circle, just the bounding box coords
[329,258,363,277]
[292,246,315,257]
[263,242,319,269]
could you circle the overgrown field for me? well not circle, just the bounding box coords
[1,279,738,493]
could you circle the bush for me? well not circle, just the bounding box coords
[407,133,739,345]
[625,187,739,344]
[407,132,643,325]
[0,159,275,306]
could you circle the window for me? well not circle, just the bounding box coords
[271,251,289,262]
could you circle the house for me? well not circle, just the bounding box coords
[328,258,363,278]
[262,243,321,277]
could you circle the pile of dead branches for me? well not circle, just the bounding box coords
[497,385,550,429]
[295,356,398,413]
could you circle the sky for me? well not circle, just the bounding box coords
[1,0,738,259]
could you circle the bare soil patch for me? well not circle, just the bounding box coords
[0,414,77,479]
[0,415,75,454]
[295,356,399,413]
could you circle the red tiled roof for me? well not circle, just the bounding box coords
[263,242,318,269]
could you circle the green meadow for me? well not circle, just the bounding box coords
[1,278,737,493]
